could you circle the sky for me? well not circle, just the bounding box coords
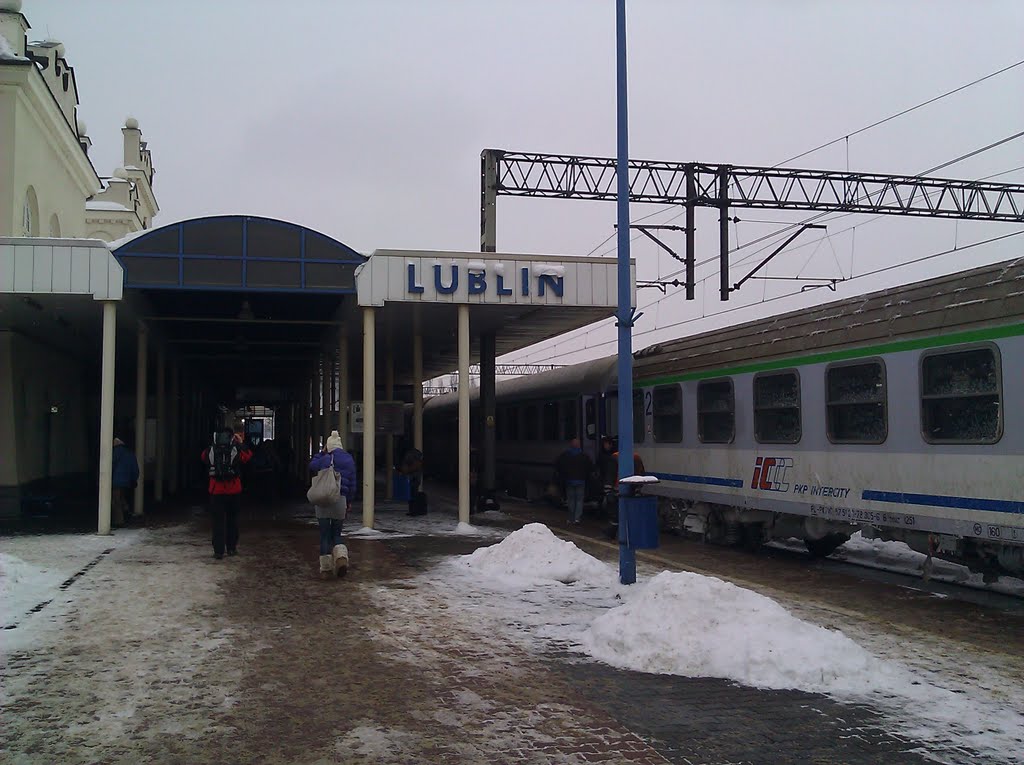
[23,0,1024,365]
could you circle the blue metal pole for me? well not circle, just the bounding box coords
[615,0,636,586]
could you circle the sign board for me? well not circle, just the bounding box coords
[350,401,405,435]
[356,249,634,308]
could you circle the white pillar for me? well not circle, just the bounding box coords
[169,362,179,495]
[362,307,376,529]
[458,304,470,525]
[338,329,349,443]
[413,329,423,453]
[312,360,321,452]
[321,352,331,444]
[133,322,147,518]
[97,301,117,535]
[385,344,394,501]
[155,348,165,502]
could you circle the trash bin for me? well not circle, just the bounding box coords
[392,473,411,501]
[618,495,659,549]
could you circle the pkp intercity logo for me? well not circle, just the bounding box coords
[751,456,793,492]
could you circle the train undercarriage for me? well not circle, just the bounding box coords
[656,498,1024,582]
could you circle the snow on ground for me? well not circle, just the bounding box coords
[344,504,506,540]
[376,523,1024,765]
[1,525,250,746]
[0,528,145,636]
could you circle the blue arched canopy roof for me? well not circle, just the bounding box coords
[111,215,365,293]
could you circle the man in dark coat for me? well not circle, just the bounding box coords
[111,438,139,527]
[555,437,593,525]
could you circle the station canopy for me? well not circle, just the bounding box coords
[109,215,630,404]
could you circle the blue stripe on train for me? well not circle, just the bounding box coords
[648,471,745,489]
[861,490,1024,515]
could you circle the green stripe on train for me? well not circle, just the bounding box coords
[638,322,1024,386]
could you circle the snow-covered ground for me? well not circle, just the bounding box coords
[1,529,145,640]
[772,531,1024,597]
[367,522,1024,765]
[345,506,507,540]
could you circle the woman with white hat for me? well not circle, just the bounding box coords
[307,430,356,577]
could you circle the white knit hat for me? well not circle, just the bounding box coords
[325,430,344,451]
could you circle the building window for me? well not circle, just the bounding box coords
[921,346,1001,444]
[754,371,801,443]
[633,389,646,444]
[22,187,39,236]
[542,401,559,441]
[698,379,735,443]
[652,385,683,443]
[827,361,887,443]
[523,404,539,441]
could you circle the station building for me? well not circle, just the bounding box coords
[0,0,634,530]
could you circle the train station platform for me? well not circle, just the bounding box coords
[5,490,1021,764]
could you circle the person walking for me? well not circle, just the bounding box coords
[308,430,356,578]
[201,427,253,560]
[110,437,139,527]
[555,437,593,526]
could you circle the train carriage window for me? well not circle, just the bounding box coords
[506,405,520,441]
[652,385,683,443]
[523,404,539,441]
[754,371,801,444]
[559,400,578,440]
[698,379,735,443]
[921,346,1002,444]
[542,402,559,441]
[827,361,887,444]
[633,389,646,444]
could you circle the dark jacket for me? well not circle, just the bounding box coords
[556,447,593,486]
[309,448,357,502]
[111,445,140,489]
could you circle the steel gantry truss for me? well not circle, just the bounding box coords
[480,149,1024,300]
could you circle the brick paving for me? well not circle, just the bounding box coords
[0,497,994,764]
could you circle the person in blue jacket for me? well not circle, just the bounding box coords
[308,430,357,578]
[111,438,140,527]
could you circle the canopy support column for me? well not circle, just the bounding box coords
[338,328,349,443]
[458,304,470,525]
[97,301,117,535]
[169,361,179,495]
[321,352,331,444]
[412,324,423,453]
[479,331,496,510]
[133,321,148,518]
[155,348,165,503]
[384,345,394,500]
[362,307,376,528]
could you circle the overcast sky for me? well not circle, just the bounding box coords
[26,0,1024,365]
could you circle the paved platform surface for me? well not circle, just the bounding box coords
[2,493,1013,764]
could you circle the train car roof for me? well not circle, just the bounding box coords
[423,355,616,412]
[633,256,1024,380]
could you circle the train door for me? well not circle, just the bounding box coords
[582,395,599,460]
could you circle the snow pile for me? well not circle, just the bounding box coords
[0,553,65,623]
[461,523,611,584]
[582,570,884,694]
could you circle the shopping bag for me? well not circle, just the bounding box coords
[307,465,341,506]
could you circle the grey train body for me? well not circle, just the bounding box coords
[424,258,1024,580]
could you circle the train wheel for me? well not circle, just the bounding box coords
[741,523,765,552]
[804,533,849,558]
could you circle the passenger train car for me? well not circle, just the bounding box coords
[423,257,1024,580]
